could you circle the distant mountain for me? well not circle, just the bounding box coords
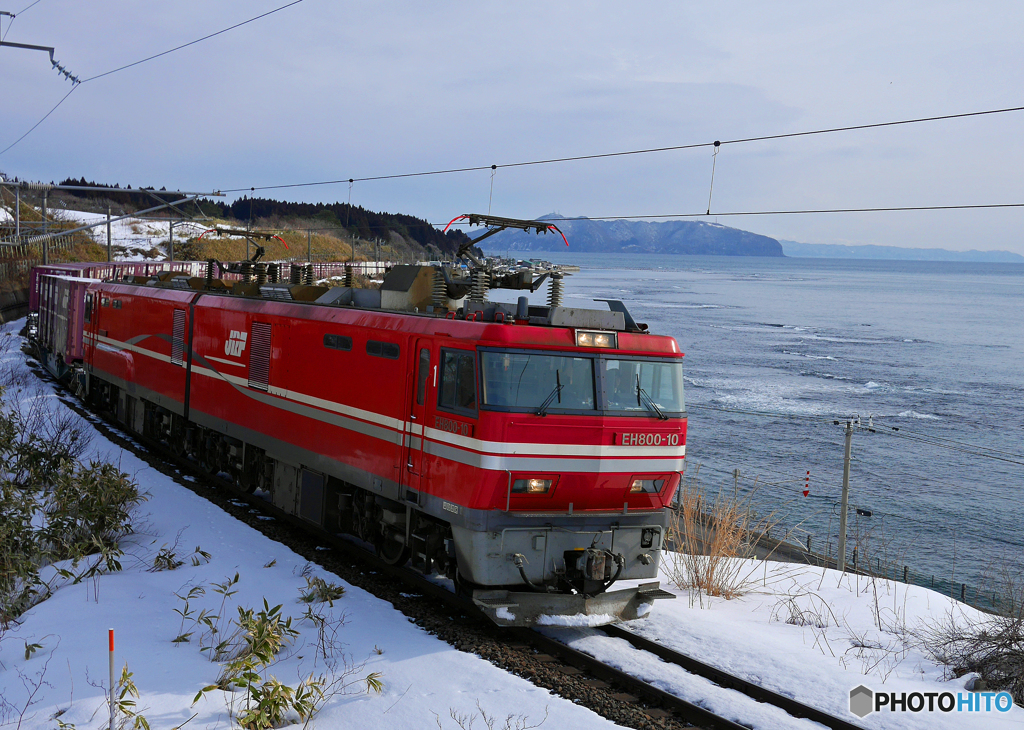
[476,216,784,257]
[780,240,1024,263]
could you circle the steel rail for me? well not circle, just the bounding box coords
[600,624,864,730]
[514,628,749,730]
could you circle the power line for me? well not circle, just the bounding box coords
[869,420,1024,461]
[688,404,1024,467]
[219,103,1024,194]
[687,402,836,422]
[860,424,1024,466]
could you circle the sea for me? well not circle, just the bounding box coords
[507,253,1024,601]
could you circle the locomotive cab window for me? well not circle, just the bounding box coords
[481,351,595,412]
[438,349,477,415]
[603,358,685,414]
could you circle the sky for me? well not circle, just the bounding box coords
[1,0,1023,253]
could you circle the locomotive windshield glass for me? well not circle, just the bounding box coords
[481,352,596,411]
[603,359,685,413]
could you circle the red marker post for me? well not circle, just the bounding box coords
[803,470,810,497]
[108,629,115,730]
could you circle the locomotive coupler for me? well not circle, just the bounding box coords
[563,548,625,596]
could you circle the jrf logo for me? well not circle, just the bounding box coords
[225,330,248,357]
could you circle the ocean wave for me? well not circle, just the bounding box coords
[898,410,942,420]
[641,301,722,309]
[711,393,832,416]
[798,334,883,345]
[783,350,837,361]
[798,371,852,381]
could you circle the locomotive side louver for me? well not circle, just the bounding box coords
[171,309,186,366]
[248,321,272,391]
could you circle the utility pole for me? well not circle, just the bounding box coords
[168,220,174,262]
[41,189,48,265]
[307,229,311,263]
[838,420,854,569]
[106,205,112,262]
[14,185,20,237]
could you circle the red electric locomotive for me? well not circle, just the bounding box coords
[32,216,686,626]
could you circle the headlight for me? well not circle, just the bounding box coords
[629,478,665,494]
[512,478,553,494]
[576,330,617,348]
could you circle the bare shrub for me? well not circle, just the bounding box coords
[915,568,1024,703]
[770,592,838,629]
[664,467,779,603]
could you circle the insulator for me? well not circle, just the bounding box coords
[267,263,279,283]
[290,264,302,285]
[241,261,253,283]
[548,272,564,308]
[303,263,315,286]
[344,264,354,288]
[470,269,489,302]
[432,267,447,309]
[255,262,268,285]
[205,259,215,286]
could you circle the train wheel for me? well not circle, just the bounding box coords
[378,531,410,567]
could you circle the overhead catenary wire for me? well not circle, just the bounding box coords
[0,0,307,157]
[218,104,1024,194]
[1,0,44,42]
[532,203,1024,222]
[0,85,77,157]
[80,0,306,83]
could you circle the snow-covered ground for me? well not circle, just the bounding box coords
[1,317,1019,729]
[565,560,1019,729]
[60,209,208,261]
[0,202,206,258]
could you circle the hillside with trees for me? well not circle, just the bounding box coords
[54,178,473,258]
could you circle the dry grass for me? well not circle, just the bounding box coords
[664,467,780,604]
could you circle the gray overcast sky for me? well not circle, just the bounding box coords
[2,1,1023,252]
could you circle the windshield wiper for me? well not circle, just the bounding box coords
[636,374,668,420]
[536,370,562,416]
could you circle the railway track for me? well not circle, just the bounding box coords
[547,624,864,730]
[29,358,861,730]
